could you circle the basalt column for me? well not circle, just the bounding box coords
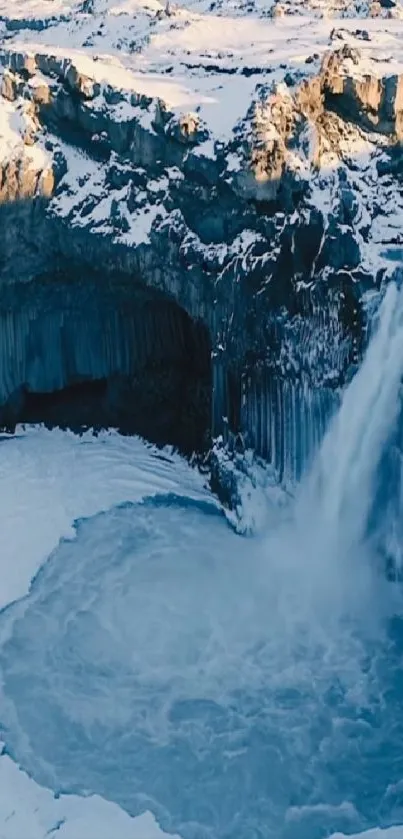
[0,272,212,455]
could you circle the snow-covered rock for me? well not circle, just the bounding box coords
[0,0,402,479]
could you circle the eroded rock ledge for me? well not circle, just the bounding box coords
[0,7,403,481]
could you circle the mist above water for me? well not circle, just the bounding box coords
[299,281,403,563]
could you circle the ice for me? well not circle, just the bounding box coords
[0,426,211,610]
[2,294,403,839]
[0,748,180,839]
[331,830,403,839]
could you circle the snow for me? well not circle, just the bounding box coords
[1,0,403,257]
[0,98,49,171]
[331,831,403,839]
[4,10,403,143]
[51,142,171,244]
[0,0,79,21]
[0,426,211,611]
[0,750,181,839]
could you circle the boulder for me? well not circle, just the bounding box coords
[1,71,17,101]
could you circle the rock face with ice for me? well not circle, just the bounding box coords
[1,0,403,476]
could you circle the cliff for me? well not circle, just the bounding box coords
[0,0,403,480]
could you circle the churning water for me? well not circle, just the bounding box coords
[2,285,403,839]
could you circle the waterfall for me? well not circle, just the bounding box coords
[297,281,403,565]
[241,372,338,483]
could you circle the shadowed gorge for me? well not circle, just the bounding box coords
[0,272,212,454]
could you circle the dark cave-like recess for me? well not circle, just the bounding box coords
[0,273,212,455]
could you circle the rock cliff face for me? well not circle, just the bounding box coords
[0,0,403,481]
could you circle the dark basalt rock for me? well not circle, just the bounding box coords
[317,222,361,273]
[0,269,212,455]
[0,178,364,481]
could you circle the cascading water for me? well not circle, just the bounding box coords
[1,285,403,839]
[298,280,403,563]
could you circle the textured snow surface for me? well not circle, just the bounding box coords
[0,753,180,839]
[2,0,403,260]
[0,427,211,610]
[6,17,403,135]
[0,0,80,20]
[0,98,50,168]
[3,0,403,140]
[331,832,403,839]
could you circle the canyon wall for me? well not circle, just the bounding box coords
[0,2,402,481]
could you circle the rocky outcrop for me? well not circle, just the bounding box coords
[322,43,403,136]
